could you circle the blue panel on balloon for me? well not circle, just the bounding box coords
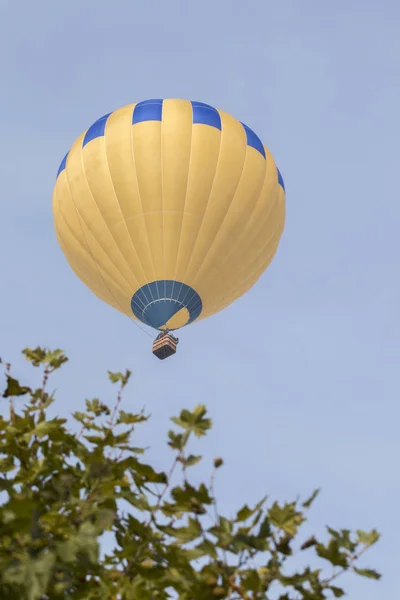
[191,101,221,130]
[131,280,202,330]
[57,152,69,178]
[277,167,285,191]
[164,280,174,298]
[132,99,163,124]
[241,122,266,159]
[144,300,183,329]
[82,113,112,147]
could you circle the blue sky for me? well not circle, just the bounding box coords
[0,0,398,596]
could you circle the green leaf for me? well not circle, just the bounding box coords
[3,551,56,600]
[233,532,269,553]
[327,527,356,552]
[140,558,155,569]
[96,508,116,530]
[236,504,254,522]
[208,518,234,548]
[258,515,271,539]
[330,586,345,597]
[72,411,88,423]
[268,501,305,536]
[236,497,267,523]
[168,430,189,451]
[117,410,147,425]
[182,454,202,467]
[213,457,223,469]
[211,587,226,597]
[171,405,212,438]
[0,456,15,473]
[32,419,67,439]
[353,567,381,580]
[1,509,16,524]
[128,446,145,454]
[170,518,203,543]
[85,398,111,416]
[356,529,380,547]
[76,521,100,564]
[44,349,68,369]
[275,534,293,556]
[3,563,27,586]
[242,569,261,593]
[120,490,150,511]
[191,404,212,436]
[122,456,167,484]
[84,434,106,445]
[170,482,213,507]
[22,347,47,366]
[108,369,131,386]
[220,516,233,534]
[126,514,151,538]
[0,498,37,533]
[171,412,192,429]
[302,488,321,509]
[300,536,318,550]
[316,539,348,568]
[2,376,31,398]
[56,539,78,563]
[195,539,218,559]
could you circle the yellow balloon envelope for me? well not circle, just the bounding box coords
[52,99,285,332]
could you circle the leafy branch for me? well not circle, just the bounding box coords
[0,347,381,600]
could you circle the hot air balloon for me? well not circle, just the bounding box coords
[52,99,285,359]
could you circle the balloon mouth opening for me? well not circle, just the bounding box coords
[131,280,202,330]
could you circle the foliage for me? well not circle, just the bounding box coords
[0,347,381,599]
